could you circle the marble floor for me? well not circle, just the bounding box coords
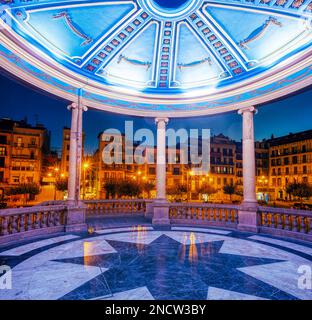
[0,223,311,300]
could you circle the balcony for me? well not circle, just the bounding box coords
[11,154,37,160]
[28,143,38,148]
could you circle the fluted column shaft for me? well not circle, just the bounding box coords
[67,102,87,205]
[238,106,257,205]
[155,118,169,201]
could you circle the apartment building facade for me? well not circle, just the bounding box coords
[0,118,50,196]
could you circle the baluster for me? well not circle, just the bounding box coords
[270,213,275,228]
[207,208,211,221]
[11,215,18,233]
[231,210,235,223]
[38,212,44,228]
[277,214,283,229]
[287,214,293,231]
[44,212,49,228]
[218,209,222,221]
[2,217,9,235]
[33,213,39,229]
[301,216,307,234]
[54,211,61,226]
[20,214,25,232]
[295,215,301,233]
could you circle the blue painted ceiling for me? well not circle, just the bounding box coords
[0,0,311,97]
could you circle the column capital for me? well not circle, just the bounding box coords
[67,102,88,112]
[67,102,77,111]
[155,117,169,126]
[238,106,257,115]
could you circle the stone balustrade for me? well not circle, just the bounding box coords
[169,203,239,229]
[0,205,67,245]
[84,200,147,215]
[258,206,312,241]
[1,200,312,246]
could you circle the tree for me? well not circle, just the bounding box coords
[55,178,68,192]
[142,182,155,198]
[223,183,236,202]
[103,179,119,199]
[55,178,68,199]
[167,184,187,202]
[286,182,312,205]
[117,180,142,198]
[7,183,40,204]
[198,184,217,200]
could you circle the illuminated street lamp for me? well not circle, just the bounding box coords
[82,162,89,200]
[186,170,194,202]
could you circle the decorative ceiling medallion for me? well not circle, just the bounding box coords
[139,0,204,20]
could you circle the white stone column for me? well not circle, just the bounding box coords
[67,102,87,205]
[152,117,170,228]
[67,103,78,204]
[66,102,88,233]
[238,106,258,232]
[75,103,88,203]
[156,117,168,200]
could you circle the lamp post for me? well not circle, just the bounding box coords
[187,170,194,202]
[82,162,89,200]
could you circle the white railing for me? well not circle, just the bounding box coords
[169,203,239,228]
[84,199,146,215]
[0,205,67,244]
[258,206,312,240]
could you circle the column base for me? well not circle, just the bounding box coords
[65,223,88,233]
[144,200,154,220]
[237,201,259,233]
[152,199,171,230]
[66,205,88,233]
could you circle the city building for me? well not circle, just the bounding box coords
[0,118,50,198]
[268,130,312,201]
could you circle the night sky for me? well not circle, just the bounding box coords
[0,72,311,154]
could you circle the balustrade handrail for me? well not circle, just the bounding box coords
[0,205,67,217]
[168,202,240,209]
[258,206,312,217]
[84,199,147,203]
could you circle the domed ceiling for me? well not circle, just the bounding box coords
[0,0,311,116]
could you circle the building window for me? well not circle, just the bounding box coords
[0,135,7,144]
[302,145,306,153]
[286,167,289,175]
[294,167,298,175]
[0,147,5,156]
[292,156,298,164]
[173,167,180,175]
[284,157,289,165]
[302,155,307,163]
[303,166,307,174]
[0,171,3,182]
[13,176,20,183]
[17,137,23,147]
[0,157,4,168]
